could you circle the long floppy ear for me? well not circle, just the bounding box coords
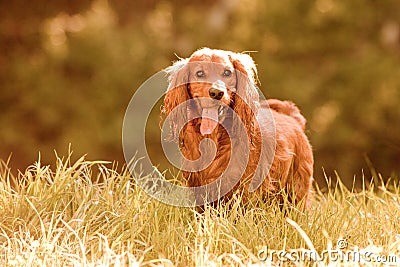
[161,58,190,141]
[229,52,260,144]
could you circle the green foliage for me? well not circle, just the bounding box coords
[0,157,399,266]
[0,0,399,184]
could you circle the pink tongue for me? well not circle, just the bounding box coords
[200,107,219,135]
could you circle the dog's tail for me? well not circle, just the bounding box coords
[262,99,307,130]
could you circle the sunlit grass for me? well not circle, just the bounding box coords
[0,156,399,266]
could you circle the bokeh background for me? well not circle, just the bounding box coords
[1,0,399,187]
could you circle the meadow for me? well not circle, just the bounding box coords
[0,155,399,266]
[2,1,399,266]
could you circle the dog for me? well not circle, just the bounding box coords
[161,48,313,208]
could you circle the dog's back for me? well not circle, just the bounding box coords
[261,99,306,131]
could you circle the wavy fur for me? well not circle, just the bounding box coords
[161,48,313,208]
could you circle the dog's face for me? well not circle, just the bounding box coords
[162,48,260,139]
[187,52,236,105]
[185,51,238,135]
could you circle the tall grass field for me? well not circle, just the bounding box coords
[0,155,399,266]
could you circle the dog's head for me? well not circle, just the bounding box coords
[162,48,260,140]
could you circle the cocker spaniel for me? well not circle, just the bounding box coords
[161,48,313,208]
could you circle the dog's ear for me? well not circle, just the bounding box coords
[161,58,190,141]
[229,52,260,144]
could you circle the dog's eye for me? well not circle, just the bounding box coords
[196,70,205,78]
[223,69,232,77]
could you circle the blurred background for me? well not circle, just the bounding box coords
[1,0,399,187]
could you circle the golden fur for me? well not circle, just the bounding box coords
[162,48,313,208]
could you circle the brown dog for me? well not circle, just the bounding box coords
[162,48,313,208]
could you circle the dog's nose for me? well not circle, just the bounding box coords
[209,88,224,100]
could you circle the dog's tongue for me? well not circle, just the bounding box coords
[200,107,219,135]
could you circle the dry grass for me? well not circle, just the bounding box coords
[0,155,399,266]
